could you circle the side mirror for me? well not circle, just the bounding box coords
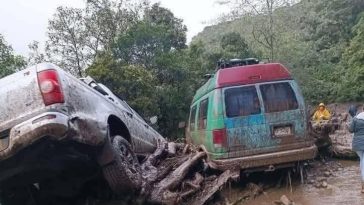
[203,74,213,79]
[95,85,108,95]
[90,82,108,96]
[149,116,158,125]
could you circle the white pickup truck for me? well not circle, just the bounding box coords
[0,63,164,204]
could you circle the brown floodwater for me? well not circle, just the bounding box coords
[223,160,364,205]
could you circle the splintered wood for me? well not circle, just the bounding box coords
[140,141,239,205]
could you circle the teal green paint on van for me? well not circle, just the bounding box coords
[186,62,316,169]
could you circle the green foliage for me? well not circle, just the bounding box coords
[113,4,187,69]
[338,13,364,101]
[46,7,87,77]
[46,0,145,77]
[46,0,364,138]
[0,34,26,78]
[193,0,364,104]
[220,32,254,59]
[87,53,159,118]
[87,3,192,138]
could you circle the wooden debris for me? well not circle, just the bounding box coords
[188,170,239,205]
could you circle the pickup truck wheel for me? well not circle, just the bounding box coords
[102,135,142,194]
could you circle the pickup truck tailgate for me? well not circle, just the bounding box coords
[0,68,45,128]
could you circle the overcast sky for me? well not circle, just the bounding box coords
[0,0,229,56]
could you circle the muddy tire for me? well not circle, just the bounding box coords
[102,135,142,194]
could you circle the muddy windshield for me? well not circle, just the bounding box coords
[224,86,261,118]
[260,82,298,113]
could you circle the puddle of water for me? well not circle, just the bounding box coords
[225,160,364,205]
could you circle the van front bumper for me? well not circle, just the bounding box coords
[210,145,317,171]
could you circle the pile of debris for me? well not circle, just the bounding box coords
[306,160,343,189]
[139,141,239,205]
[310,104,357,159]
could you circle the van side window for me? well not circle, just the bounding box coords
[190,105,197,130]
[198,98,209,130]
[225,86,261,118]
[260,82,298,113]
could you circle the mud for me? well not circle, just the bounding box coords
[220,159,364,205]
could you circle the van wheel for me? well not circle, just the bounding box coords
[102,135,142,194]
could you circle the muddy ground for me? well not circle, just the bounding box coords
[96,103,361,205]
[97,159,363,205]
[215,159,363,205]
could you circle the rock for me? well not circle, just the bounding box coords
[314,183,321,188]
[308,179,315,184]
[279,195,292,205]
[274,200,282,205]
[167,142,176,155]
[324,171,331,177]
[326,184,335,190]
[322,181,328,188]
[318,177,326,182]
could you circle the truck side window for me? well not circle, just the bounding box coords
[198,98,209,130]
[190,105,197,131]
[225,86,261,118]
[260,82,298,113]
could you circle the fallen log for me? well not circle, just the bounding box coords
[140,142,242,205]
[147,151,207,204]
[188,170,240,205]
[161,151,207,191]
[139,141,164,195]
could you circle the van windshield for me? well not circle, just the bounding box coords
[225,86,261,118]
[260,82,298,113]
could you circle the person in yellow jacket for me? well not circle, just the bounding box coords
[312,103,331,122]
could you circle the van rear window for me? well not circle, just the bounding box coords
[260,82,298,113]
[225,86,261,118]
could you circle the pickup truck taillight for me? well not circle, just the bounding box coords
[213,128,227,148]
[37,69,64,106]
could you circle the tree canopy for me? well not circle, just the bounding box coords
[0,34,25,78]
[1,0,364,138]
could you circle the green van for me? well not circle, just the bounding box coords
[186,59,317,171]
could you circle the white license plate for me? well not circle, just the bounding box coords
[274,126,292,136]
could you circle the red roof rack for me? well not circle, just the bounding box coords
[216,63,292,88]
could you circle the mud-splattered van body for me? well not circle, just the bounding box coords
[186,63,316,171]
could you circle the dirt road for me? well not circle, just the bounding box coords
[222,160,364,205]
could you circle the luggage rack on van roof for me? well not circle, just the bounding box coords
[217,58,259,69]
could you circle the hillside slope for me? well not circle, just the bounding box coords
[191,0,364,104]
